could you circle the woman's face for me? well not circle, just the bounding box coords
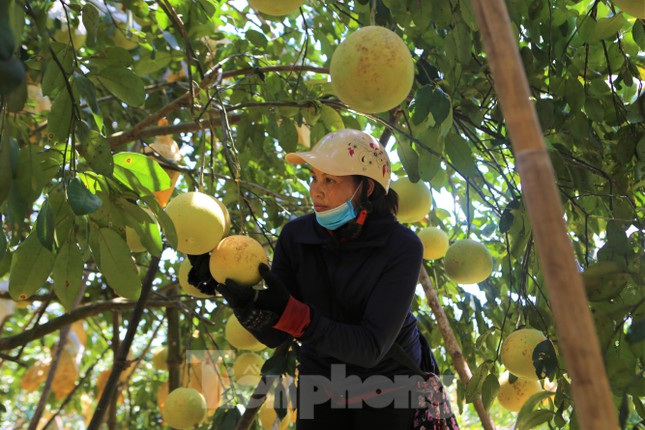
[309,168,359,212]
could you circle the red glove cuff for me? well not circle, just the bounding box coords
[273,296,310,338]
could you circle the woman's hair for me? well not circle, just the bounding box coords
[355,176,399,216]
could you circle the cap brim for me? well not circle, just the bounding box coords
[285,152,350,176]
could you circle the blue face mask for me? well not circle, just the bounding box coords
[314,186,361,230]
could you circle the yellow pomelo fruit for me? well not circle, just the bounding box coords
[162,387,208,429]
[330,26,414,114]
[497,372,543,412]
[248,0,305,16]
[212,196,231,236]
[500,328,547,380]
[225,315,266,351]
[417,227,450,260]
[157,381,169,412]
[258,396,294,430]
[190,361,223,415]
[178,258,213,299]
[152,346,168,370]
[209,235,269,286]
[611,0,645,18]
[391,177,432,224]
[233,352,265,387]
[444,239,493,284]
[165,191,226,255]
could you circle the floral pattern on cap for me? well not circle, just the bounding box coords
[346,139,391,179]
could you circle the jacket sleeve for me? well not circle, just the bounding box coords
[300,234,423,368]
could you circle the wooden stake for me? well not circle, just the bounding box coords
[420,268,496,430]
[471,1,618,428]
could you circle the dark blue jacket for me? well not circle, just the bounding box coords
[253,211,424,378]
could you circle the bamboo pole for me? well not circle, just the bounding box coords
[470,1,618,428]
[419,268,496,430]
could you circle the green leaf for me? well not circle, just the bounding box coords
[121,200,162,257]
[627,319,645,344]
[96,66,145,106]
[52,241,84,311]
[68,177,102,215]
[47,88,74,143]
[532,339,558,380]
[416,127,444,182]
[499,208,515,234]
[446,135,479,178]
[465,362,490,403]
[516,408,556,430]
[113,152,171,196]
[81,3,99,46]
[261,355,288,376]
[319,105,345,131]
[481,373,500,410]
[94,227,141,300]
[73,73,98,113]
[246,29,268,49]
[633,20,645,50]
[618,393,629,429]
[277,118,298,153]
[395,138,420,182]
[36,198,55,250]
[0,133,13,206]
[410,85,451,127]
[410,85,435,125]
[8,232,55,301]
[41,42,74,98]
[141,195,177,250]
[594,14,627,41]
[132,51,174,75]
[580,14,627,43]
[0,229,6,261]
[77,124,114,176]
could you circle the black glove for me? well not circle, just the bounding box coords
[215,278,255,308]
[255,263,290,315]
[186,253,218,296]
[216,263,292,331]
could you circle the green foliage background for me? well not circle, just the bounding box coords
[0,0,643,428]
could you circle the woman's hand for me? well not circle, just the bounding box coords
[217,263,311,337]
[186,253,218,296]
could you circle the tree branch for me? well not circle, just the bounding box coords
[0,298,178,352]
[107,65,328,146]
[87,256,161,429]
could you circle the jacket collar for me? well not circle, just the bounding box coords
[294,212,396,249]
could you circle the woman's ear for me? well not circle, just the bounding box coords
[366,179,375,197]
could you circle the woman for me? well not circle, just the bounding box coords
[189,129,453,429]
